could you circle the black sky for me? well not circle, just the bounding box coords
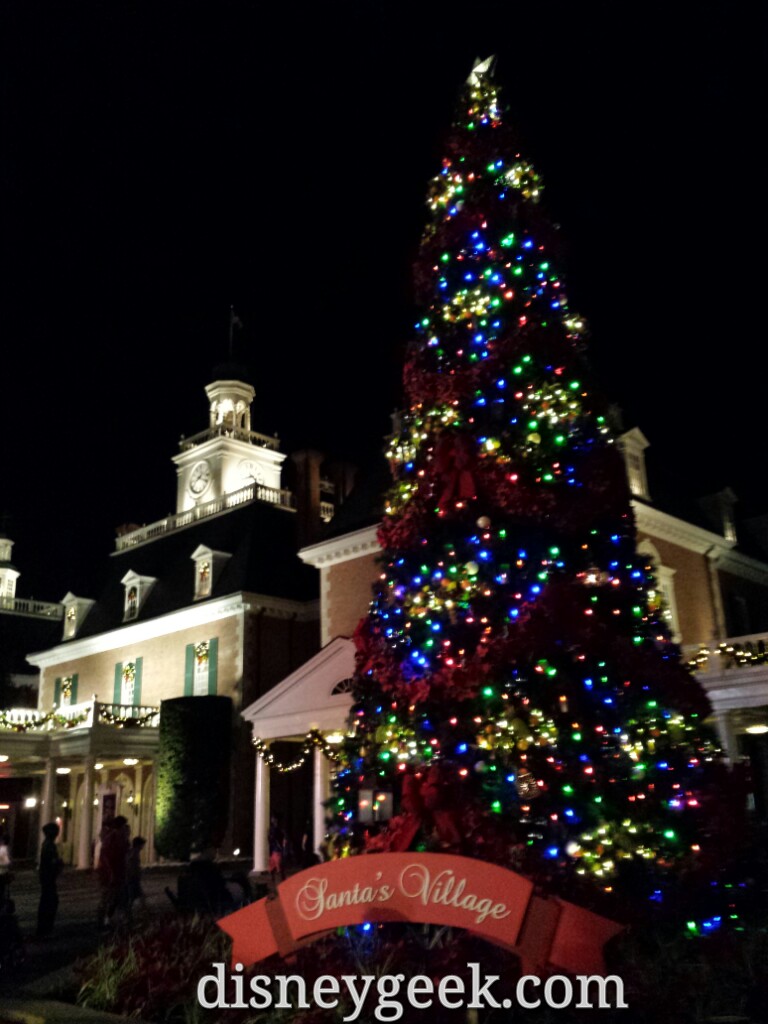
[1,2,766,600]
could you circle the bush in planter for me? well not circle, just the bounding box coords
[76,914,231,1022]
[155,695,232,861]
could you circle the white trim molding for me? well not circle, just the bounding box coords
[299,524,380,569]
[26,592,317,669]
[711,548,768,586]
[632,500,736,555]
[242,636,355,740]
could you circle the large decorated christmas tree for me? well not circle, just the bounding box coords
[334,57,735,913]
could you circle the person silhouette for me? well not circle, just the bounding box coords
[36,822,63,939]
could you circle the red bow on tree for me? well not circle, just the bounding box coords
[434,433,477,509]
[386,765,463,852]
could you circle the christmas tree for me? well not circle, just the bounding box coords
[335,56,735,911]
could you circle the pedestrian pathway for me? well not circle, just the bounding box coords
[0,864,184,999]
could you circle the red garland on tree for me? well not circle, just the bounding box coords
[332,57,746,923]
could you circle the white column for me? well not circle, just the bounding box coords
[253,754,270,872]
[134,762,144,837]
[313,745,330,857]
[714,709,738,764]
[65,771,76,851]
[40,758,56,822]
[77,757,95,868]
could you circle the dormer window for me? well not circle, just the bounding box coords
[698,488,738,544]
[191,545,231,600]
[0,535,19,607]
[617,428,651,502]
[198,561,211,598]
[61,592,95,639]
[120,571,157,622]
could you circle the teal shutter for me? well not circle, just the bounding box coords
[208,638,218,695]
[53,677,61,707]
[134,657,143,706]
[113,663,122,704]
[70,674,78,704]
[184,644,195,696]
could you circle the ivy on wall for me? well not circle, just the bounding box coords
[154,695,232,860]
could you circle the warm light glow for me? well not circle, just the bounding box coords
[56,767,71,775]
[746,724,768,735]
[123,757,139,766]
[24,797,37,808]
[0,755,8,763]
[325,732,345,745]
[94,763,104,770]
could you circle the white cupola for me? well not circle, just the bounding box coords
[172,367,286,515]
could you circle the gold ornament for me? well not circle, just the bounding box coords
[515,770,541,799]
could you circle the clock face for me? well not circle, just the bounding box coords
[240,459,264,485]
[188,460,212,496]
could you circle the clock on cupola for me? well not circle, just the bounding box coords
[172,365,286,514]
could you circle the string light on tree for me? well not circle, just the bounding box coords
[333,56,741,916]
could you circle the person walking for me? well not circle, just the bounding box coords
[125,835,147,921]
[268,816,286,884]
[36,822,63,939]
[96,815,130,928]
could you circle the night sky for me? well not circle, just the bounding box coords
[2,2,766,601]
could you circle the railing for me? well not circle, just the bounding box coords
[686,632,768,674]
[0,699,160,733]
[0,596,63,619]
[179,426,280,451]
[115,483,296,551]
[96,702,160,727]
[320,501,335,523]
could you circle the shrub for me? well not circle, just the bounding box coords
[155,696,232,861]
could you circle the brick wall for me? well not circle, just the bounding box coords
[326,552,380,641]
[636,533,716,645]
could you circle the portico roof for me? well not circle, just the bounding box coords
[241,636,355,740]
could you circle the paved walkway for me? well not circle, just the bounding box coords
[1,865,179,998]
[0,861,254,1001]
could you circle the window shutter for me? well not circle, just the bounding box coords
[53,677,61,707]
[184,644,195,696]
[134,657,143,706]
[208,637,218,696]
[70,674,79,704]
[113,663,122,705]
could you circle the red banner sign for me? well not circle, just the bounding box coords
[217,853,623,975]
